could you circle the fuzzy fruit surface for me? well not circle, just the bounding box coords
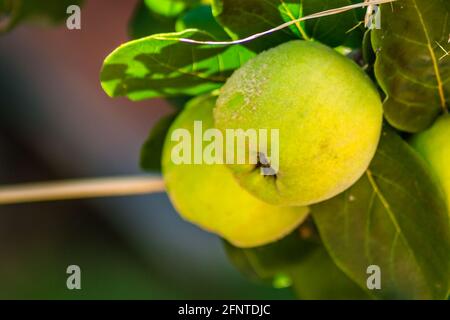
[214,40,383,206]
[410,115,450,215]
[162,95,309,248]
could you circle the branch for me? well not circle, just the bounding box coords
[0,176,165,205]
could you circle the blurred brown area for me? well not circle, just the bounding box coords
[0,0,291,299]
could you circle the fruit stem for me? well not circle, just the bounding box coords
[0,176,165,205]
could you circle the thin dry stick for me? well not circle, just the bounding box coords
[161,0,398,46]
[0,176,165,205]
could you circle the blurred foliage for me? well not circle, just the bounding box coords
[0,0,83,33]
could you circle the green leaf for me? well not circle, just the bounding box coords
[0,0,83,33]
[362,30,375,68]
[211,0,364,52]
[130,0,206,39]
[212,0,296,52]
[313,127,450,299]
[290,246,371,300]
[224,228,317,283]
[372,0,450,133]
[144,0,198,17]
[302,0,364,48]
[140,112,179,172]
[100,29,255,101]
[224,227,370,299]
[176,5,229,40]
[129,0,178,39]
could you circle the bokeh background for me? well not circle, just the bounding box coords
[0,0,293,299]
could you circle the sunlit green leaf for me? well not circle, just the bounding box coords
[100,29,255,101]
[144,0,199,17]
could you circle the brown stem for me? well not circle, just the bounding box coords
[0,176,165,205]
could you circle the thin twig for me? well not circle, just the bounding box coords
[159,0,397,46]
[0,176,165,205]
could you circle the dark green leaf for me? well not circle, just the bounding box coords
[372,0,450,133]
[211,0,364,52]
[302,0,364,48]
[100,29,255,101]
[129,0,178,39]
[360,29,377,82]
[212,0,298,52]
[166,96,192,109]
[313,127,450,299]
[224,226,370,299]
[130,0,205,39]
[290,246,371,300]
[0,0,83,33]
[141,112,178,172]
[176,5,229,40]
[362,30,375,69]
